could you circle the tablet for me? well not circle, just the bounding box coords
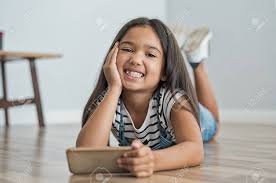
[66,146,132,174]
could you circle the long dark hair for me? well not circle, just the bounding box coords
[82,17,199,127]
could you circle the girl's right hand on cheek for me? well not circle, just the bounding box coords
[103,42,122,94]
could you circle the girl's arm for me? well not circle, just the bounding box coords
[77,42,122,147]
[153,102,204,171]
[76,88,121,147]
[117,101,203,177]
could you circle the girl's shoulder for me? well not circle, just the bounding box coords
[157,84,186,102]
[155,84,188,119]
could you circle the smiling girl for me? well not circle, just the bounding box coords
[76,17,219,177]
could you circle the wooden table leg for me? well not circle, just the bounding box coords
[29,58,45,127]
[1,61,9,127]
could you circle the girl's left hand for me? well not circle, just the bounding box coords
[117,139,155,177]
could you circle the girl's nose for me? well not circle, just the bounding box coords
[129,54,143,66]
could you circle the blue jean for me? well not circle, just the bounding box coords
[199,103,217,142]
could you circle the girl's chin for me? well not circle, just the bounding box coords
[121,75,144,89]
[122,83,143,91]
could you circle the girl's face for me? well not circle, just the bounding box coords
[116,25,165,93]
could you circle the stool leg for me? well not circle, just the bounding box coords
[29,58,45,127]
[1,61,9,127]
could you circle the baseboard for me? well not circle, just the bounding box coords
[220,109,276,124]
[1,109,276,126]
[46,110,82,124]
[0,109,82,126]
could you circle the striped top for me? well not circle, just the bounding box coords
[108,85,185,148]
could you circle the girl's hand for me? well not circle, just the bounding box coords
[103,42,122,93]
[117,140,155,177]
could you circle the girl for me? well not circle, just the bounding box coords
[76,17,219,177]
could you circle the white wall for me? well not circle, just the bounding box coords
[167,0,276,123]
[0,0,275,126]
[0,0,167,125]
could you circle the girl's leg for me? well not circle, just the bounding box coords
[172,25,220,138]
[193,62,220,125]
[180,27,219,122]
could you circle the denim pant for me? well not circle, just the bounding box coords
[199,103,217,142]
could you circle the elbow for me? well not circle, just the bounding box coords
[75,135,93,148]
[177,141,204,167]
[197,146,205,165]
[76,136,83,147]
[193,143,204,166]
[188,142,204,167]
[76,132,87,147]
[75,138,93,148]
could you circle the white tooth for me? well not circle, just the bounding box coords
[126,70,143,78]
[134,71,142,78]
[131,71,140,78]
[130,72,136,77]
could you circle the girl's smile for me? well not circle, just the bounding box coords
[116,25,165,92]
[124,68,145,80]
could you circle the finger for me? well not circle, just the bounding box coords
[124,163,154,173]
[131,169,154,178]
[106,43,117,63]
[105,49,114,65]
[131,139,143,150]
[106,42,118,64]
[110,42,119,65]
[134,171,153,178]
[119,163,153,177]
[123,145,150,158]
[118,154,153,166]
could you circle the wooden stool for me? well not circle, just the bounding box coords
[0,51,62,127]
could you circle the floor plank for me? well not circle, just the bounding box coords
[0,123,275,182]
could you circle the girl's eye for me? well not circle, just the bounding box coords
[121,48,133,52]
[146,53,156,58]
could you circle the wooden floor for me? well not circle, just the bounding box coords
[0,122,275,183]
